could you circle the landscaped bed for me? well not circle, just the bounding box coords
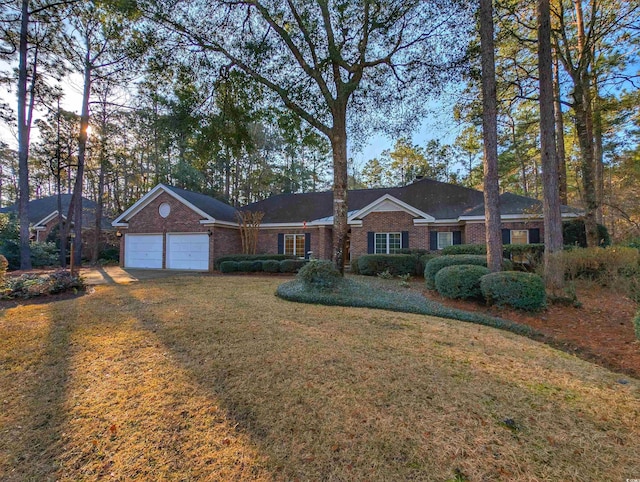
[1,275,638,480]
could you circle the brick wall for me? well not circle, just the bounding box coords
[465,221,545,244]
[350,212,429,259]
[256,227,323,258]
[120,192,243,270]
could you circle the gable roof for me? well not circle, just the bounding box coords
[0,194,111,229]
[244,178,486,223]
[112,184,239,226]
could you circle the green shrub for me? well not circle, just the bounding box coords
[435,264,490,300]
[219,261,238,273]
[503,244,545,269]
[563,220,610,247]
[480,271,547,311]
[279,259,307,273]
[237,260,262,272]
[441,244,487,255]
[214,254,293,270]
[297,260,341,290]
[349,257,360,274]
[1,270,83,299]
[424,255,513,289]
[262,260,281,273]
[357,254,421,276]
[634,310,640,341]
[30,241,59,267]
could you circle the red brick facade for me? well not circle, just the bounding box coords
[119,192,241,271]
[117,188,548,270]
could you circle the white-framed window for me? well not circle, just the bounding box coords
[510,229,529,245]
[284,234,306,257]
[375,232,402,254]
[437,231,453,250]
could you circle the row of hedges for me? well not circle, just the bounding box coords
[214,254,295,270]
[220,259,307,274]
[427,255,545,311]
[424,255,513,289]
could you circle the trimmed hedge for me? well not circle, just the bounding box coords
[357,254,422,276]
[297,260,341,290]
[279,259,307,273]
[215,254,293,270]
[435,264,490,300]
[220,261,238,273]
[262,260,281,273]
[442,244,487,255]
[237,260,262,272]
[442,243,545,267]
[480,271,547,311]
[424,255,513,289]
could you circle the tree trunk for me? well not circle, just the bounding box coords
[68,39,92,266]
[479,0,502,272]
[552,49,567,205]
[592,73,604,224]
[538,0,564,291]
[17,0,32,270]
[92,125,107,264]
[330,103,349,274]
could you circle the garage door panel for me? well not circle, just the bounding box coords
[125,234,163,269]
[166,233,209,271]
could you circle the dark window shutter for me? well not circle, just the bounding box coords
[304,232,311,258]
[529,228,540,244]
[453,231,462,245]
[430,231,438,251]
[367,232,375,254]
[277,233,284,254]
[502,229,511,245]
[401,231,409,249]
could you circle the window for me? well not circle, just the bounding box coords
[284,234,306,257]
[375,232,401,254]
[437,231,453,250]
[510,229,529,245]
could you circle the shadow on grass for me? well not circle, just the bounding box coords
[1,301,76,480]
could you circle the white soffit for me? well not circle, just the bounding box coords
[349,194,435,222]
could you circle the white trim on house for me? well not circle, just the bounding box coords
[459,212,580,222]
[33,210,66,228]
[112,184,217,227]
[348,194,436,223]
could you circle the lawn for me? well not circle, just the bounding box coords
[1,276,638,481]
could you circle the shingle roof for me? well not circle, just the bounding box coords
[0,194,112,228]
[243,178,487,222]
[164,185,239,222]
[462,192,580,217]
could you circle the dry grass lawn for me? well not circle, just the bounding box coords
[1,275,639,481]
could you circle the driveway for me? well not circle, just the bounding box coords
[79,266,204,285]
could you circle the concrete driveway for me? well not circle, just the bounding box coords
[79,266,205,285]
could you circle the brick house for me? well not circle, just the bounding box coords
[0,194,112,244]
[112,179,580,271]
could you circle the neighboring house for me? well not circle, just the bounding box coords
[0,194,112,243]
[112,178,580,272]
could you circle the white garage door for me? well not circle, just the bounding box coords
[125,234,163,269]
[166,233,209,271]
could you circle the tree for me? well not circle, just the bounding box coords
[537,0,563,290]
[479,0,502,272]
[143,0,471,272]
